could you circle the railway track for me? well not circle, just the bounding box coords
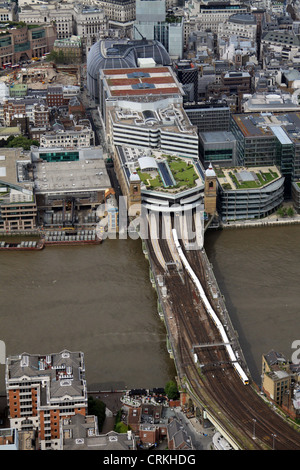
[145,212,300,450]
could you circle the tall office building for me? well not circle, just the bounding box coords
[5,350,88,450]
[174,60,199,103]
[135,0,166,22]
[134,0,184,59]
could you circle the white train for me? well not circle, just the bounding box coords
[172,228,249,385]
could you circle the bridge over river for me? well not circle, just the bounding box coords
[141,210,300,450]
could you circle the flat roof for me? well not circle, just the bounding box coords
[233,112,300,142]
[33,158,111,194]
[216,165,282,190]
[200,130,236,143]
[101,67,182,97]
[0,148,31,188]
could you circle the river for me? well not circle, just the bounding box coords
[0,237,176,394]
[204,224,300,385]
[0,225,299,393]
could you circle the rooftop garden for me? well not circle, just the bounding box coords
[137,155,199,192]
[167,157,198,187]
[218,167,279,190]
[136,170,162,189]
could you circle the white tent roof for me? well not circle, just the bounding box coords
[138,156,158,171]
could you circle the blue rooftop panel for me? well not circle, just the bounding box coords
[131,82,155,89]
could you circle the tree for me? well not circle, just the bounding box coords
[88,396,106,432]
[3,135,39,150]
[164,380,179,400]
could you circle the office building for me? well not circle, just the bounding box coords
[53,36,82,64]
[86,38,171,102]
[114,145,205,216]
[5,350,88,450]
[0,148,37,231]
[97,0,135,24]
[31,147,111,225]
[39,121,94,149]
[134,0,184,59]
[0,23,56,66]
[241,92,300,114]
[291,181,300,213]
[262,350,292,406]
[230,112,300,195]
[216,165,284,221]
[196,1,248,34]
[218,13,257,41]
[174,61,199,103]
[199,131,237,165]
[99,66,199,159]
[185,103,231,133]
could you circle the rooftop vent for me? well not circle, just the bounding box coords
[20,355,29,367]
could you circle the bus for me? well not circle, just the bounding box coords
[3,62,11,69]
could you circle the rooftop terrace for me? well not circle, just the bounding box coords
[215,165,281,190]
[118,146,204,194]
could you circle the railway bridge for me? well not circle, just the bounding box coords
[142,209,300,450]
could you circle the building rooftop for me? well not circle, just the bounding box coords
[101,66,183,97]
[228,13,256,24]
[233,112,300,143]
[0,148,32,189]
[216,165,282,190]
[109,100,196,136]
[116,145,204,194]
[199,130,236,144]
[33,157,110,194]
[262,31,300,47]
[6,350,87,402]
[242,92,300,113]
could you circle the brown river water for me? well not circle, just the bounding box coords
[0,225,299,392]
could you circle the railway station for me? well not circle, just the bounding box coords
[140,172,300,449]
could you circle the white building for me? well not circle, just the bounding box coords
[218,13,257,41]
[19,2,75,39]
[73,3,107,48]
[39,121,94,148]
[218,36,257,64]
[242,91,300,113]
[100,66,199,159]
[19,0,107,43]
[196,1,248,34]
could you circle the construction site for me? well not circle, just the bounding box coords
[0,62,81,89]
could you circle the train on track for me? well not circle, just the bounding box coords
[172,228,249,386]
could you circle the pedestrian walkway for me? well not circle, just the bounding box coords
[222,210,300,229]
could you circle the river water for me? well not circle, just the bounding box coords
[0,225,299,393]
[0,237,176,394]
[204,225,300,385]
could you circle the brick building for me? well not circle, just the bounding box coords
[0,23,56,67]
[5,350,88,450]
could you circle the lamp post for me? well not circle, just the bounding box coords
[252,418,256,440]
[272,433,277,450]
